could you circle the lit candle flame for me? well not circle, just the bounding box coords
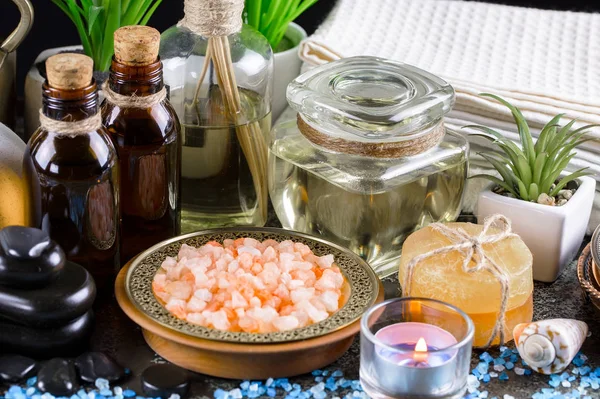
[413,337,428,364]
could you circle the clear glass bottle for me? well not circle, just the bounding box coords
[102,26,181,264]
[24,53,119,289]
[269,56,469,278]
[160,0,273,233]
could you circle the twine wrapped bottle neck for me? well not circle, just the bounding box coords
[180,0,244,37]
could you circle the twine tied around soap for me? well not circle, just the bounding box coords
[402,214,517,348]
[297,114,445,158]
[39,110,102,136]
[179,0,244,37]
[102,82,167,109]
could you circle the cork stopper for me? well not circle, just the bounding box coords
[114,25,160,66]
[46,53,93,90]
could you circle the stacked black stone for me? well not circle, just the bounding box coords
[0,226,97,358]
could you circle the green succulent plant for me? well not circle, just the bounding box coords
[467,93,596,203]
[244,0,318,51]
[51,0,163,72]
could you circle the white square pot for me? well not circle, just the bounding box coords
[477,176,596,282]
[272,22,307,121]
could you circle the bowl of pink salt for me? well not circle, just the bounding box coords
[115,227,382,379]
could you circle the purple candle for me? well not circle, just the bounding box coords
[371,322,458,395]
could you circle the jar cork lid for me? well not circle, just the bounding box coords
[114,25,160,66]
[287,56,455,158]
[46,53,93,90]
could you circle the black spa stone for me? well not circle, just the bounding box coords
[0,311,94,358]
[75,352,125,383]
[141,364,190,399]
[0,355,37,382]
[0,226,65,288]
[36,358,78,396]
[0,261,96,327]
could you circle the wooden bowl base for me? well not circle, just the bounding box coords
[143,329,356,379]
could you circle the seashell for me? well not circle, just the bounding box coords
[513,319,588,375]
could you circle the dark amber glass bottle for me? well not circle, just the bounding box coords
[102,26,181,264]
[24,53,119,289]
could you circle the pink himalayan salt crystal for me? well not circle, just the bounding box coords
[152,238,345,333]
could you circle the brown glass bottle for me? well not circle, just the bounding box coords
[102,48,181,264]
[24,55,120,290]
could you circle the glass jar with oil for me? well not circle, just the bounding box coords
[269,56,469,277]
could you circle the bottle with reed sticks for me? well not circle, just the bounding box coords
[160,0,273,232]
[24,53,119,289]
[102,26,181,264]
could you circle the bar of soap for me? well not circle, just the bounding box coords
[399,222,533,347]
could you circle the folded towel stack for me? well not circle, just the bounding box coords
[298,0,600,231]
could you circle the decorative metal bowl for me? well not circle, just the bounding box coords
[125,227,380,343]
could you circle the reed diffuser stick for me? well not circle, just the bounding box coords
[197,36,268,221]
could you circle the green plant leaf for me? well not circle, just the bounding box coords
[535,115,563,155]
[532,152,548,185]
[259,0,282,33]
[551,137,587,171]
[98,0,120,72]
[132,0,156,23]
[515,154,532,186]
[516,179,530,201]
[470,174,519,197]
[529,183,539,201]
[546,119,576,155]
[482,151,519,175]
[549,168,592,196]
[140,0,162,25]
[283,0,319,25]
[462,125,524,158]
[569,124,600,137]
[271,0,301,45]
[89,6,105,62]
[540,153,575,194]
[87,5,103,34]
[121,0,131,15]
[480,93,536,167]
[246,0,262,28]
[265,0,294,47]
[64,0,94,58]
[80,0,92,13]
[479,153,516,187]
[51,0,77,24]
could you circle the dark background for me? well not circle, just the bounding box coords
[2,0,599,96]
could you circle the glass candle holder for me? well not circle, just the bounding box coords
[360,298,474,399]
